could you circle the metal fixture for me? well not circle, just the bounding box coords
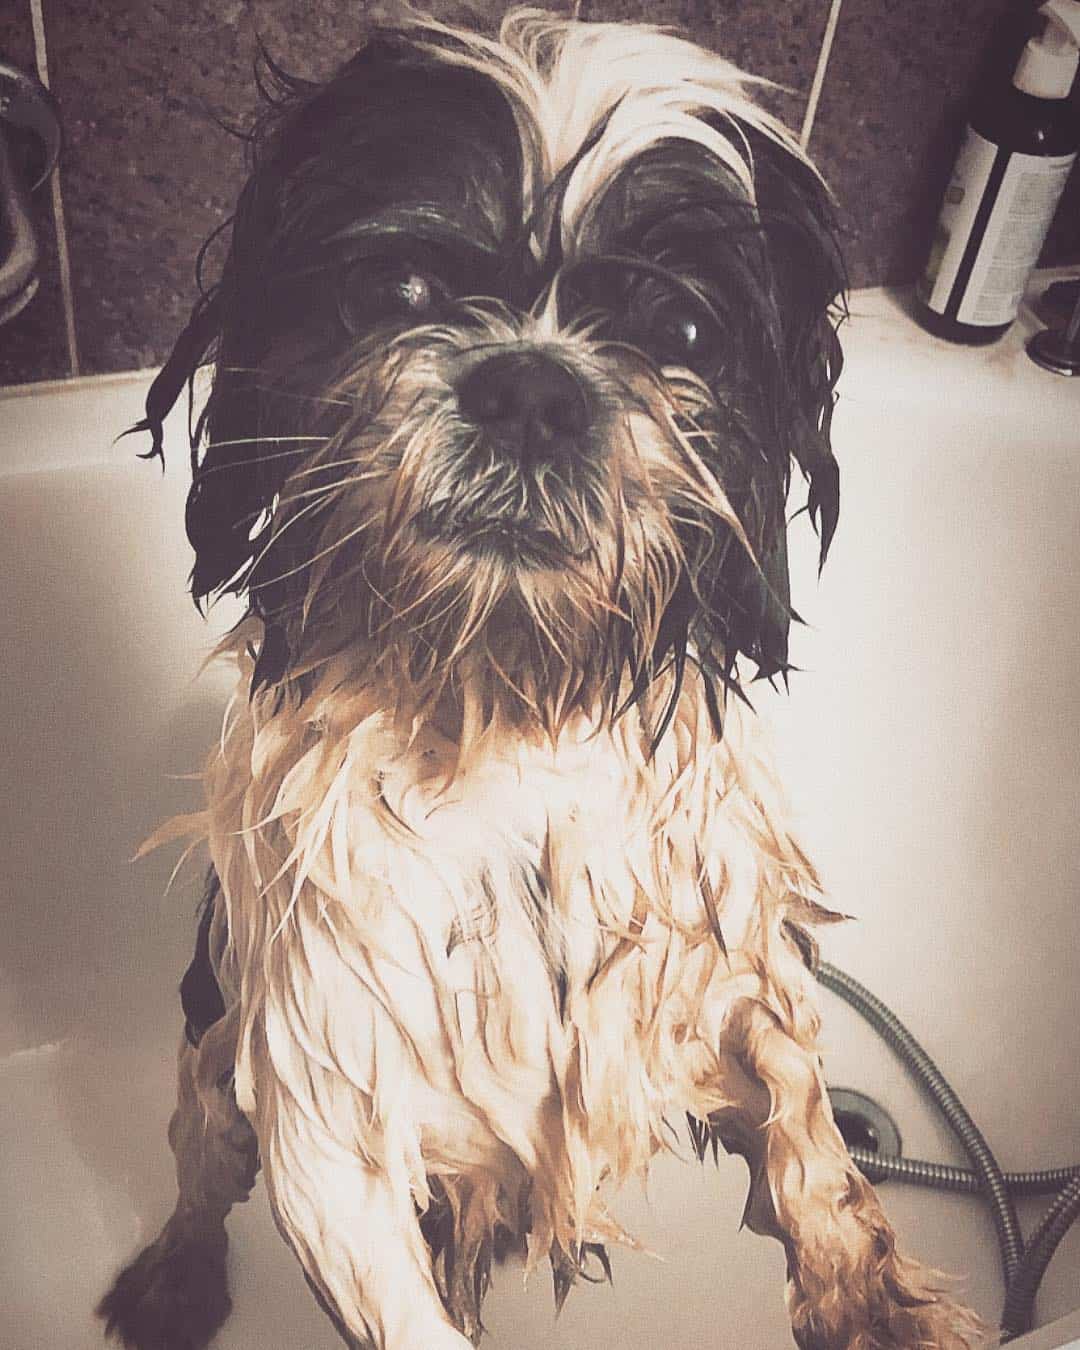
[827,1087,902,1161]
[1027,279,1080,375]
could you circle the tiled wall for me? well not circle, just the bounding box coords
[2,0,1078,387]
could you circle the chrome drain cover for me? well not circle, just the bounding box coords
[827,1088,902,1160]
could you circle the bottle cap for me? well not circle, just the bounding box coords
[1014,0,1080,98]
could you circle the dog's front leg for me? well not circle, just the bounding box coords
[98,1012,258,1349]
[257,1085,474,1350]
[713,996,990,1349]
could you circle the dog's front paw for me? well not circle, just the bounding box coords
[788,1253,994,1350]
[97,1220,231,1350]
[793,1301,993,1350]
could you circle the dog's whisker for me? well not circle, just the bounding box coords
[274,473,375,511]
[249,514,377,593]
[245,383,354,408]
[244,491,355,587]
[367,564,470,636]
[192,445,331,482]
[202,435,329,451]
[232,480,345,530]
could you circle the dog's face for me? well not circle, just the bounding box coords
[150,13,844,737]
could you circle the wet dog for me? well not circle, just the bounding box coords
[99,11,985,1348]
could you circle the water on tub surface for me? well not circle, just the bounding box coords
[1,369,1078,1346]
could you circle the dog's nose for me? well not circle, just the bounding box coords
[456,351,590,467]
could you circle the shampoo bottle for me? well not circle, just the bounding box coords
[917,0,1080,344]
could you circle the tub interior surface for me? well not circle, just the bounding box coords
[2,298,1078,1347]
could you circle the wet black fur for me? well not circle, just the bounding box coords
[96,1222,231,1350]
[134,17,845,732]
[179,870,226,1049]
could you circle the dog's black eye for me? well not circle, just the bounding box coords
[648,301,721,368]
[338,259,445,334]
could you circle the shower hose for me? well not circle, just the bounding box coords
[816,961,1080,1342]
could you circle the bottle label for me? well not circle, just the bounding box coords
[919,127,1076,326]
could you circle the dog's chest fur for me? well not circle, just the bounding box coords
[204,635,818,1271]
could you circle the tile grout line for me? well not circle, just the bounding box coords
[29,0,80,377]
[800,0,844,153]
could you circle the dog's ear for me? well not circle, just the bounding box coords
[133,36,431,611]
[721,126,845,684]
[751,127,845,560]
[184,38,415,610]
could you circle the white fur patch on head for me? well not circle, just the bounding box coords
[403,9,817,254]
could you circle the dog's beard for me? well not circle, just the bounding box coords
[248,305,753,740]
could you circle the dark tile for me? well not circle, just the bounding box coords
[0,2,35,69]
[0,1,70,385]
[807,0,1079,288]
[46,2,249,375]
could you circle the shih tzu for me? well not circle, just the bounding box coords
[98,9,988,1348]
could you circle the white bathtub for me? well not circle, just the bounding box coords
[2,286,1078,1348]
